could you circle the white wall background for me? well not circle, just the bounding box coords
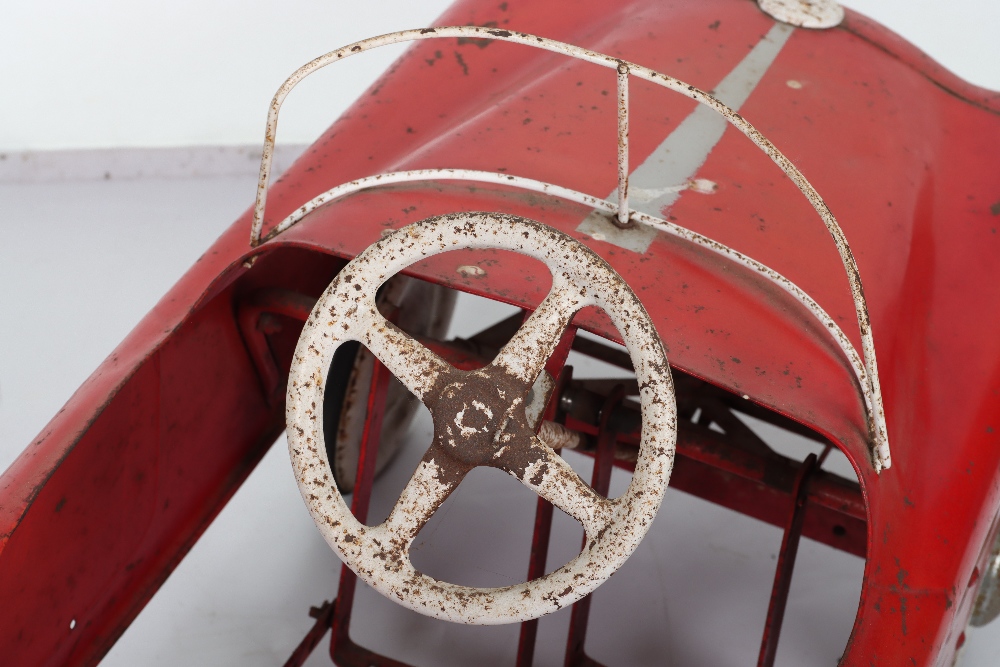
[1,0,453,152]
[2,0,997,153]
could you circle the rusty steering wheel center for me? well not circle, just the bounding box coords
[431,370,531,468]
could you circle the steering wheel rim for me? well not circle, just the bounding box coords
[287,212,676,625]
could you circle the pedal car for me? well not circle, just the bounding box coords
[2,0,998,665]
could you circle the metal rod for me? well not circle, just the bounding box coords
[565,386,625,667]
[757,453,819,667]
[616,63,630,227]
[236,288,319,400]
[283,601,335,667]
[568,334,832,445]
[516,497,555,667]
[330,359,392,659]
[817,442,833,467]
[518,364,574,667]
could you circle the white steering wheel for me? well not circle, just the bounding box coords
[286,212,676,625]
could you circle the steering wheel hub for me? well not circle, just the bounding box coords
[434,371,529,466]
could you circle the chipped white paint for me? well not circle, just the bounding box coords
[287,213,677,624]
[255,26,890,471]
[688,178,718,194]
[629,183,689,204]
[516,442,615,537]
[758,0,844,29]
[454,400,493,437]
[456,264,486,277]
[525,372,555,429]
[786,79,804,89]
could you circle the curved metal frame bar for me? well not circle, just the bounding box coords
[248,26,890,472]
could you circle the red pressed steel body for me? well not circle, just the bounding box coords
[1,0,998,665]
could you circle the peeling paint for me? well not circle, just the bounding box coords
[286,213,677,624]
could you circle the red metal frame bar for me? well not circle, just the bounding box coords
[283,601,335,667]
[327,357,395,666]
[564,385,626,667]
[515,492,557,667]
[757,452,820,666]
[278,337,405,667]
[568,421,866,557]
[238,288,323,402]
[517,328,577,667]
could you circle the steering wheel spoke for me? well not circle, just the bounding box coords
[380,445,464,544]
[490,278,589,385]
[362,317,454,401]
[505,436,613,538]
